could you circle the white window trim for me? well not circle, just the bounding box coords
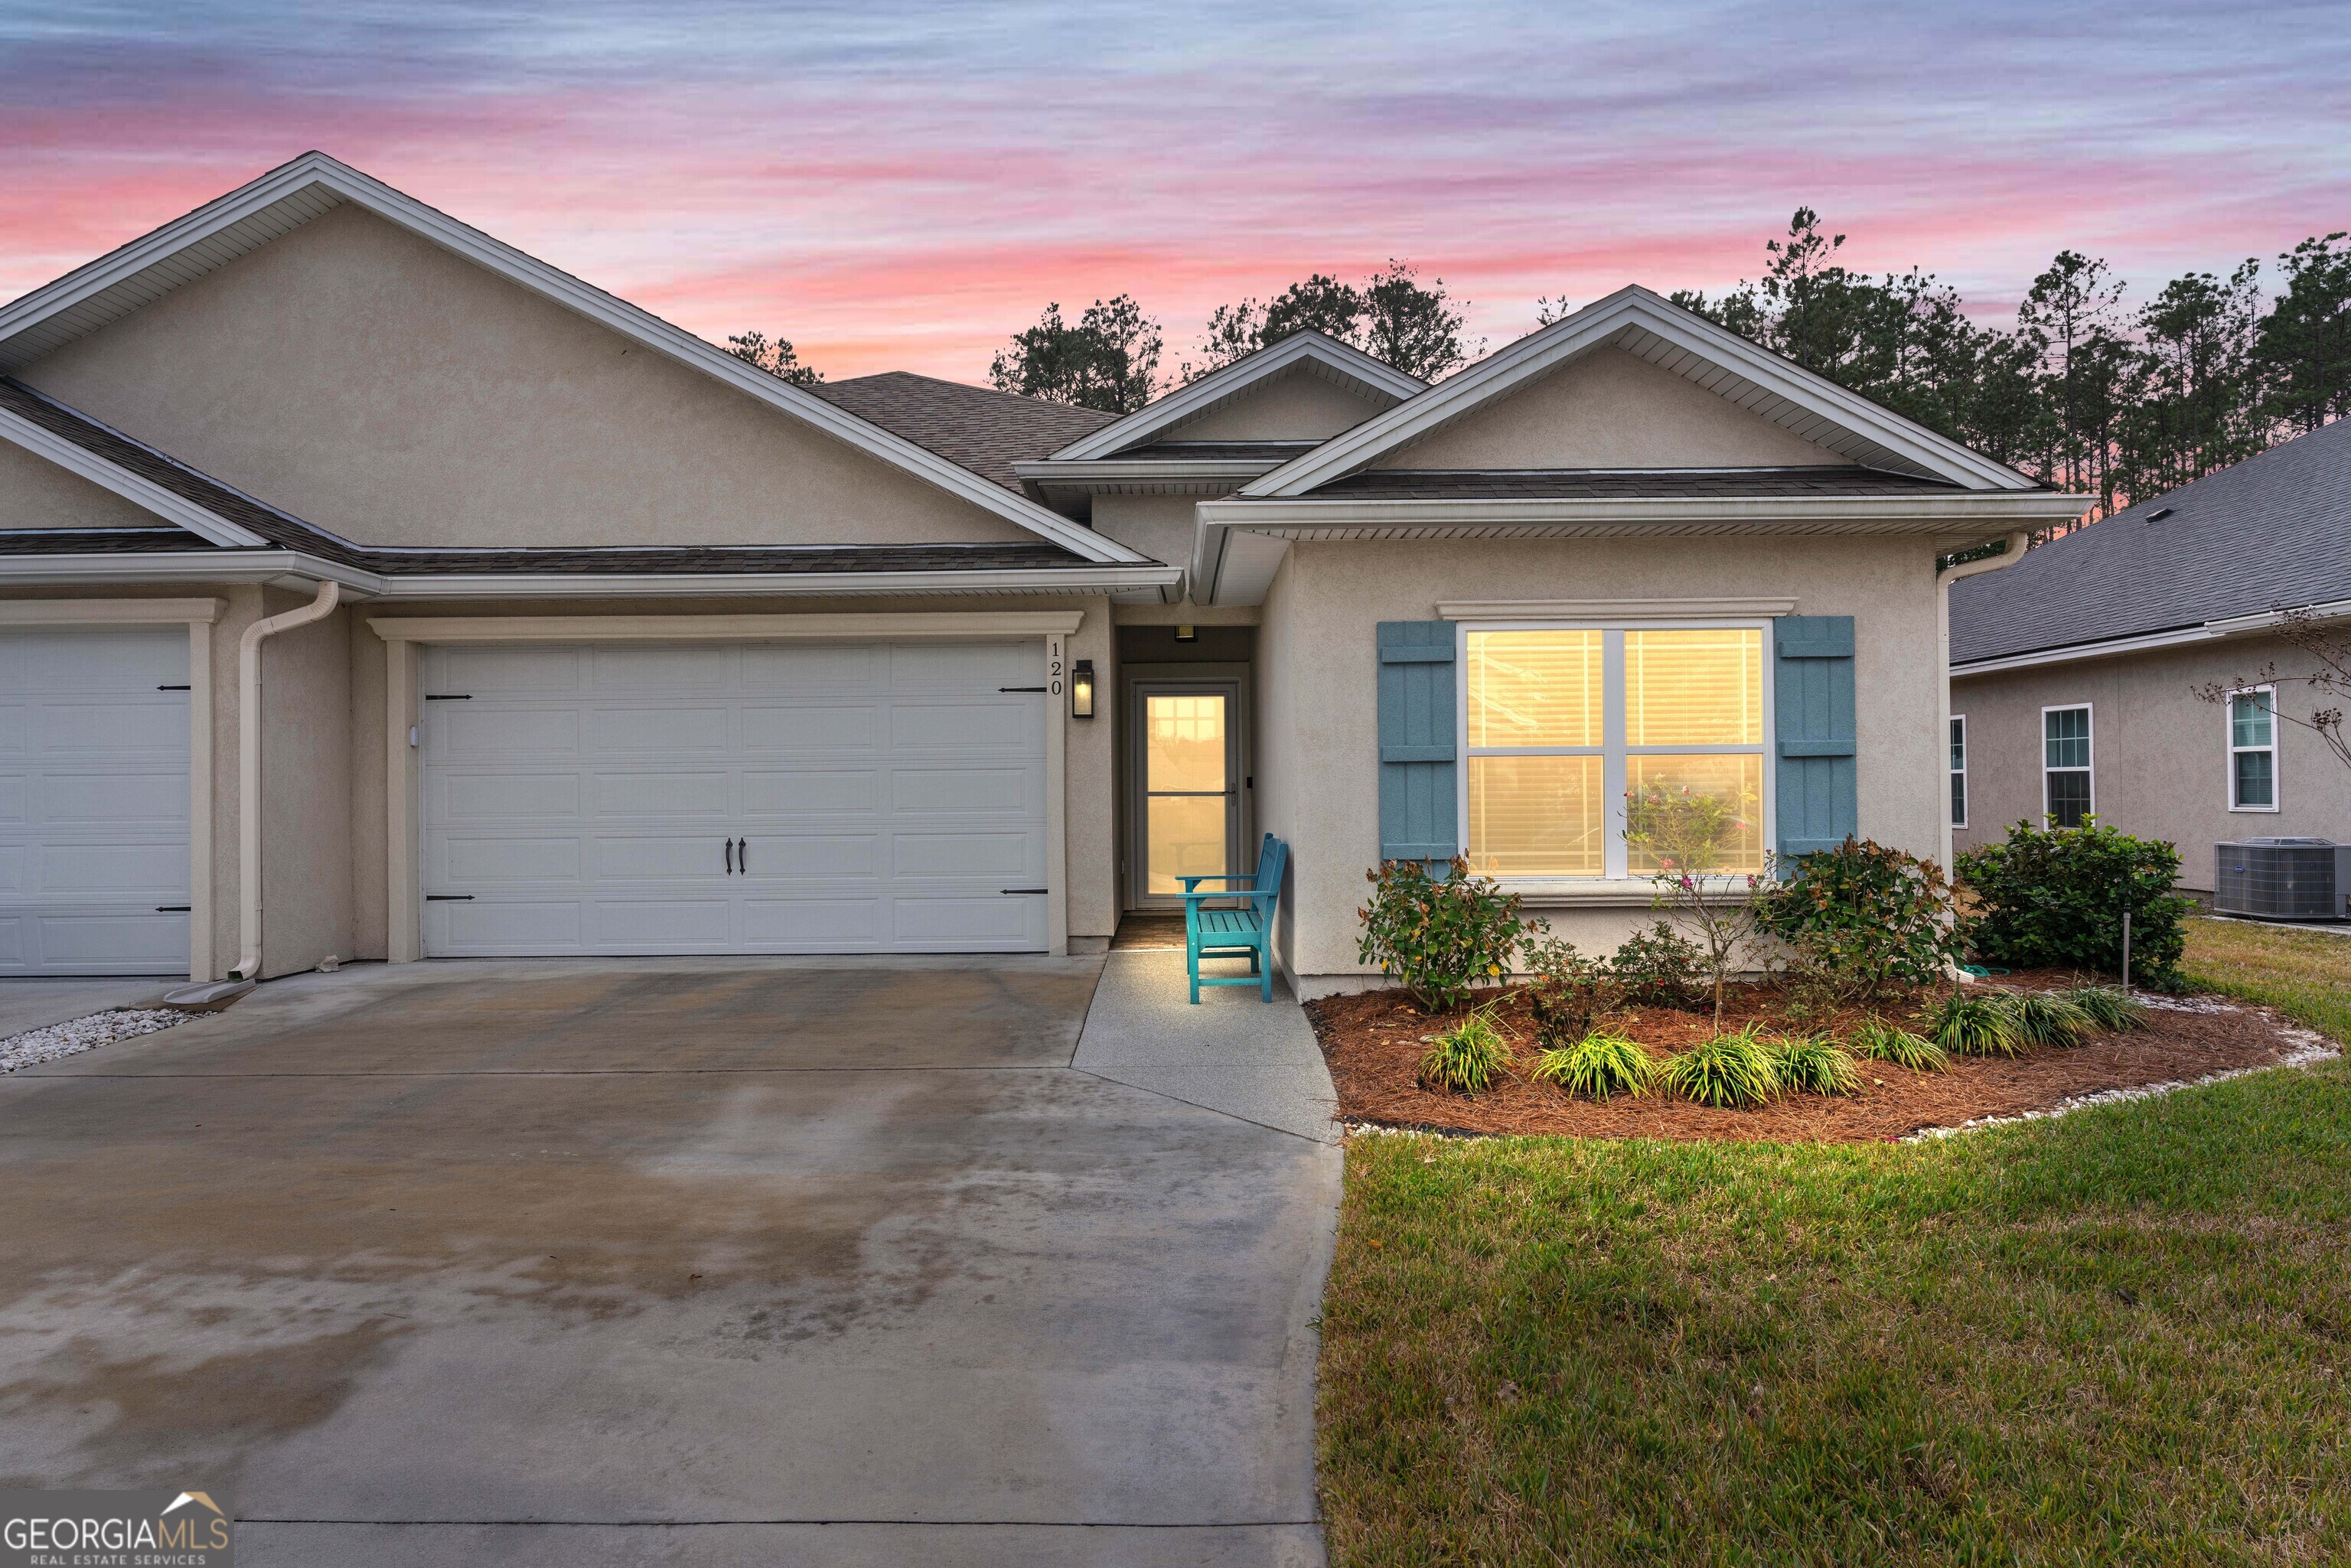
[1455,618,1775,895]
[2041,703,2095,826]
[1950,713,1968,830]
[2226,683,2280,813]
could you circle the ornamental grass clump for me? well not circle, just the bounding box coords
[1659,1023,1780,1108]
[1847,1016,1949,1074]
[2063,984,2147,1032]
[2004,989,2098,1048]
[1930,992,2024,1058]
[1771,1034,1861,1097]
[1417,1002,1514,1095]
[1531,1031,1655,1102]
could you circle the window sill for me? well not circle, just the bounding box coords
[1498,879,1757,908]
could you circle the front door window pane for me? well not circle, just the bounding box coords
[1626,629,1763,745]
[1146,694,1226,792]
[1626,754,1766,874]
[1466,630,1602,746]
[1147,794,1228,895]
[1466,755,1604,876]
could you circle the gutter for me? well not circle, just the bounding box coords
[1953,595,2351,677]
[1939,533,2030,871]
[230,580,340,981]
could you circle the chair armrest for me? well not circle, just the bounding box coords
[1179,874,1260,894]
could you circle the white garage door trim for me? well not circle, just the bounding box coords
[373,611,1082,960]
[0,598,221,980]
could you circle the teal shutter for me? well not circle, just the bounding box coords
[1773,615,1857,861]
[1378,621,1458,863]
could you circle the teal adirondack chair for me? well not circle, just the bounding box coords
[1181,833,1289,1003]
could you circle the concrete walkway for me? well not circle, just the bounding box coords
[0,955,1339,1567]
[0,977,174,1038]
[1074,950,1340,1144]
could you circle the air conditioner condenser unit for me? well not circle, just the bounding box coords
[2215,837,2351,919]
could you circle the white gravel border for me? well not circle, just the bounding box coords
[0,1009,189,1074]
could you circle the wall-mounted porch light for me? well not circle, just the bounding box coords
[1173,624,1198,643]
[1071,659,1095,718]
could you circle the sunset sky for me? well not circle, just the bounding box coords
[5,0,2346,383]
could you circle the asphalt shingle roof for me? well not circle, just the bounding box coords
[812,372,1116,491]
[0,377,1093,576]
[1306,465,1962,500]
[1950,417,2351,666]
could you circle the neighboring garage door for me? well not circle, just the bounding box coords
[419,641,1052,956]
[0,626,191,976]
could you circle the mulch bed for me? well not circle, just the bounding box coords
[1306,970,2333,1144]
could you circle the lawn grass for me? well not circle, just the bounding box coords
[1319,919,2351,1564]
[2183,914,2351,1042]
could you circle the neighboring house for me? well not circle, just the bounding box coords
[0,153,2083,991]
[1949,417,2351,896]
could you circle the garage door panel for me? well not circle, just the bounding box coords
[589,899,732,946]
[741,703,881,754]
[892,764,1042,815]
[37,697,190,754]
[34,842,189,895]
[40,771,188,824]
[584,704,729,756]
[592,771,731,817]
[739,768,881,816]
[0,774,25,822]
[37,911,188,966]
[435,836,580,884]
[0,846,21,894]
[445,706,579,757]
[439,771,582,823]
[737,898,885,945]
[422,639,1050,957]
[435,646,582,695]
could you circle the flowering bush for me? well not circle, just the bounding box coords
[1623,780,1767,1022]
[1357,857,1524,1012]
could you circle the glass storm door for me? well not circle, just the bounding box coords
[1135,682,1241,908]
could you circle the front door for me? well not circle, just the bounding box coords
[1130,680,1242,910]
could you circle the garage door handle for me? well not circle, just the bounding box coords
[155,905,191,912]
[724,838,734,875]
[736,836,748,873]
[999,686,1047,693]
[426,895,474,901]
[1000,887,1048,895]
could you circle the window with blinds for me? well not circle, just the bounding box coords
[1462,625,1770,879]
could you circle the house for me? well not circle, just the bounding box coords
[0,153,2085,993]
[1950,417,2351,897]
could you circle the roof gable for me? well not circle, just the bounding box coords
[0,152,1145,565]
[1244,286,2045,497]
[1048,331,1423,461]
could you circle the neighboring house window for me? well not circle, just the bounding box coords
[1949,715,1968,829]
[2229,686,2277,810]
[1460,625,1769,880]
[2043,705,2093,828]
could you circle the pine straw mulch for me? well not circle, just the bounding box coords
[1306,970,2335,1144]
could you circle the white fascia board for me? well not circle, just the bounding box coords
[1047,331,1425,461]
[0,153,1149,568]
[1200,490,2092,530]
[1953,596,2351,677]
[0,549,1183,602]
[1012,458,1281,491]
[1243,285,2040,499]
[0,407,269,547]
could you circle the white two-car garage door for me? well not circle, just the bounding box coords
[0,626,192,976]
[419,641,1052,956]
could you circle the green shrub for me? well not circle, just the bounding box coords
[2004,989,2098,1048]
[1659,1023,1780,1107]
[1358,857,1524,1012]
[1956,819,2195,991]
[1417,1002,1514,1095]
[1531,1031,1655,1101]
[1612,922,1707,1011]
[2062,984,2147,1032]
[1847,1016,1949,1073]
[1752,836,1970,1002]
[1772,1034,1861,1096]
[1930,991,2024,1058]
[1519,928,1619,1047]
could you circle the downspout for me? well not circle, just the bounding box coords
[1938,533,2030,874]
[230,580,340,981]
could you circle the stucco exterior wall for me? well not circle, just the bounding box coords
[259,591,354,976]
[1951,633,2351,891]
[0,442,168,531]
[19,204,1032,550]
[1255,533,1945,987]
[1091,494,1196,576]
[1372,348,1844,471]
[1171,370,1390,442]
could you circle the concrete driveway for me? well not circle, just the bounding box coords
[0,957,1339,1566]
